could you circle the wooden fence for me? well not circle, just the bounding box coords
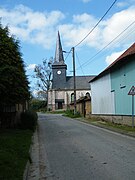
[70,96,91,117]
[0,102,28,128]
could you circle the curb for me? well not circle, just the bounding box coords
[23,127,40,180]
[76,118,135,138]
[23,160,31,180]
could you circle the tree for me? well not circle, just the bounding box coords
[0,23,30,106]
[34,58,53,100]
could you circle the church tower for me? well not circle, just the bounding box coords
[48,31,94,111]
[52,31,67,89]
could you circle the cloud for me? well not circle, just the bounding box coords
[0,4,65,48]
[59,13,98,47]
[105,50,125,65]
[26,64,36,70]
[73,13,96,25]
[101,6,135,47]
[116,0,135,8]
[0,4,135,51]
[116,2,129,8]
[59,6,135,50]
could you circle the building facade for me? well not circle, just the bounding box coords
[90,43,135,125]
[48,32,95,111]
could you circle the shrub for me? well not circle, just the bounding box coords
[64,110,81,118]
[29,99,47,112]
[20,111,38,131]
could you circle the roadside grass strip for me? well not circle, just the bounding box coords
[0,129,33,180]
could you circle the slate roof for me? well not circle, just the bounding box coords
[54,31,65,65]
[90,43,135,82]
[66,76,96,90]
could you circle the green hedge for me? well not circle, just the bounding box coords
[29,99,47,111]
[20,111,38,131]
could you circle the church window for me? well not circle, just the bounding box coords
[71,93,74,102]
[86,92,90,98]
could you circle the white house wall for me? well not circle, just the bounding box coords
[91,73,115,114]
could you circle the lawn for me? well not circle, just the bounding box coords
[0,129,33,180]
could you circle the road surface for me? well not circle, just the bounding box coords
[38,113,135,180]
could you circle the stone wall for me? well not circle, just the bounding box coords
[90,114,133,126]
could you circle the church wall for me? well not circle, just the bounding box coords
[55,91,65,99]
[66,90,91,104]
[48,90,56,111]
[48,32,92,111]
[48,89,91,111]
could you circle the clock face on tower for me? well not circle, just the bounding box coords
[57,70,61,75]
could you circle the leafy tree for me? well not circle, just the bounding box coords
[29,99,47,111]
[0,23,30,105]
[34,58,53,100]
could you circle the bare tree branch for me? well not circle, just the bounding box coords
[34,57,53,94]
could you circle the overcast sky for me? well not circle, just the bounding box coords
[0,0,135,90]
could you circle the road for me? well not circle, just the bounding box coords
[38,113,135,180]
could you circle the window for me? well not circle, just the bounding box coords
[71,93,74,102]
[86,92,90,98]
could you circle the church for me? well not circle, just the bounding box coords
[48,32,95,111]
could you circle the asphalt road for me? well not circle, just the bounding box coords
[38,113,135,180]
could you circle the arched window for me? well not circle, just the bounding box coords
[86,92,90,98]
[71,93,74,102]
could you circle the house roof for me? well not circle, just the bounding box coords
[90,42,135,82]
[66,76,96,90]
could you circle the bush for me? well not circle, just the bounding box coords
[64,110,81,118]
[20,111,38,130]
[29,99,47,112]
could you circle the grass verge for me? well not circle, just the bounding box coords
[46,110,66,114]
[45,109,81,118]
[63,110,81,118]
[76,117,135,135]
[0,129,33,180]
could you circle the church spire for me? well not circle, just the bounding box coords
[55,31,64,63]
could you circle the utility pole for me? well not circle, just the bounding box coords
[72,47,76,114]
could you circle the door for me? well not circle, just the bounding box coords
[58,102,63,109]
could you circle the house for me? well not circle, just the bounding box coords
[48,32,95,111]
[90,43,135,125]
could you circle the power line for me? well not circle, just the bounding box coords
[64,48,72,61]
[79,21,135,68]
[74,0,117,48]
[76,52,91,85]
[76,52,86,76]
[64,0,118,67]
[76,19,135,71]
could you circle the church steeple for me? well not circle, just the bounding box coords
[54,31,65,64]
[52,31,67,89]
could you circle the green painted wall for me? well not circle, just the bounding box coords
[111,56,135,115]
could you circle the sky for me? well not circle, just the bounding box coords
[0,0,135,93]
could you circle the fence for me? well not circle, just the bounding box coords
[0,102,28,128]
[70,96,91,117]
